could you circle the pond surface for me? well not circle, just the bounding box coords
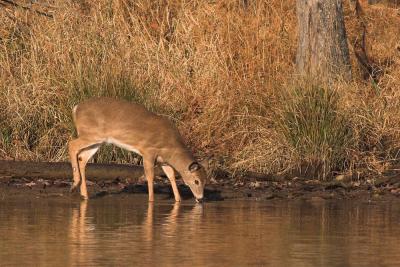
[0,195,399,267]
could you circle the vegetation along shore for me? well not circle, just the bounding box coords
[1,1,400,199]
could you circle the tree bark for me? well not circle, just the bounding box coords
[296,0,352,80]
[0,160,164,181]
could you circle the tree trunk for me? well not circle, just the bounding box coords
[296,0,351,80]
[0,160,164,181]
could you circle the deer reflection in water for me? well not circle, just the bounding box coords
[142,202,182,243]
[69,198,203,266]
[69,200,94,266]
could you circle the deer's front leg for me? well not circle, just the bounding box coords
[143,158,155,202]
[161,165,181,202]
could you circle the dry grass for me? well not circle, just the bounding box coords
[0,0,400,180]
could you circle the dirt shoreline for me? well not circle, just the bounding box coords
[1,175,400,202]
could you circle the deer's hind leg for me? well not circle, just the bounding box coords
[69,139,82,192]
[69,138,101,198]
[77,145,100,199]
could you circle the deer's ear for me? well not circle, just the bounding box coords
[199,158,211,172]
[188,162,201,172]
[199,157,215,183]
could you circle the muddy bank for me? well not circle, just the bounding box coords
[1,174,400,202]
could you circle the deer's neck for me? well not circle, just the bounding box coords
[164,148,194,176]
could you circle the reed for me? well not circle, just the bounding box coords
[277,84,353,179]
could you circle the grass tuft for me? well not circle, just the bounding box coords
[278,85,353,179]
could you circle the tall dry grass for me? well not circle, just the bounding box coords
[0,0,400,180]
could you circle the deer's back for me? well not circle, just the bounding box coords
[73,98,182,149]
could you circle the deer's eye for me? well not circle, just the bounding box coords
[194,180,200,185]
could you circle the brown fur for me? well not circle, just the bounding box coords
[69,97,206,201]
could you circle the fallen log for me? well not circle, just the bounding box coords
[0,160,164,181]
[0,160,287,183]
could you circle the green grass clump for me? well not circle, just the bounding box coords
[279,85,353,179]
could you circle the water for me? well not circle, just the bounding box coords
[0,195,399,267]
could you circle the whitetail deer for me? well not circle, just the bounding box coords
[68,97,206,202]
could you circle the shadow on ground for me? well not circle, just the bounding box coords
[93,184,224,201]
